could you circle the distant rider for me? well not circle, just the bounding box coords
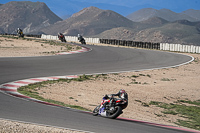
[17,28,22,34]
[77,34,86,44]
[58,33,66,42]
[78,34,83,41]
[17,28,23,37]
[103,89,128,108]
[58,32,64,39]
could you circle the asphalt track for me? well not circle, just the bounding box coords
[0,44,196,133]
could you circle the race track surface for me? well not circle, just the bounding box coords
[0,44,194,133]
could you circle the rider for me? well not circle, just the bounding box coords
[17,28,22,33]
[113,89,128,100]
[58,32,64,39]
[78,34,83,41]
[16,28,24,37]
[17,28,23,35]
[103,89,128,108]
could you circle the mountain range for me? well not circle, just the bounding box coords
[41,6,136,36]
[127,8,200,22]
[0,1,62,34]
[0,1,200,45]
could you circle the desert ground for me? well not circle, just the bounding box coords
[0,36,199,132]
[0,36,80,57]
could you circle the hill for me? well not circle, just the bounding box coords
[0,1,62,34]
[94,17,200,45]
[182,9,200,21]
[93,17,168,40]
[41,6,137,36]
[127,8,199,22]
[41,6,200,45]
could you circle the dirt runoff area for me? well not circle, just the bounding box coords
[0,36,200,132]
[0,36,80,57]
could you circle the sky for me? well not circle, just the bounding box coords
[1,0,200,18]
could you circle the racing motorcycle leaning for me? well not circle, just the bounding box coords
[93,95,128,119]
[17,28,24,38]
[58,33,66,42]
[78,34,86,45]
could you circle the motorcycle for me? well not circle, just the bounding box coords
[78,36,86,45]
[93,95,128,119]
[80,38,86,45]
[18,31,24,38]
[58,35,66,42]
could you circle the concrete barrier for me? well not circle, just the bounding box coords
[41,34,100,44]
[160,43,200,53]
[41,34,200,54]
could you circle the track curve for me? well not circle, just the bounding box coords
[0,44,195,133]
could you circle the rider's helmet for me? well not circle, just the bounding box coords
[119,89,126,98]
[119,89,125,94]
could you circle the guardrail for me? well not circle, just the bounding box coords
[1,33,200,53]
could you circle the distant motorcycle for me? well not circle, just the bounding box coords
[17,29,24,38]
[80,38,86,45]
[93,95,128,119]
[78,35,86,45]
[58,33,66,42]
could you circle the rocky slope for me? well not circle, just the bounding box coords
[41,6,136,36]
[41,6,200,45]
[0,1,62,34]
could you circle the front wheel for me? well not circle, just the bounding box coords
[93,105,100,116]
[107,106,122,119]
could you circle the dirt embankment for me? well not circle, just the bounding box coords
[0,36,80,57]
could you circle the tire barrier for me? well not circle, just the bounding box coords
[99,39,160,50]
[0,33,41,38]
[25,34,41,38]
[0,33,16,36]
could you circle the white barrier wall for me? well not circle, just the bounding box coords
[160,43,200,54]
[41,34,200,54]
[41,34,100,44]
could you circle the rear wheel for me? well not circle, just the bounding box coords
[93,105,100,116]
[107,106,122,119]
